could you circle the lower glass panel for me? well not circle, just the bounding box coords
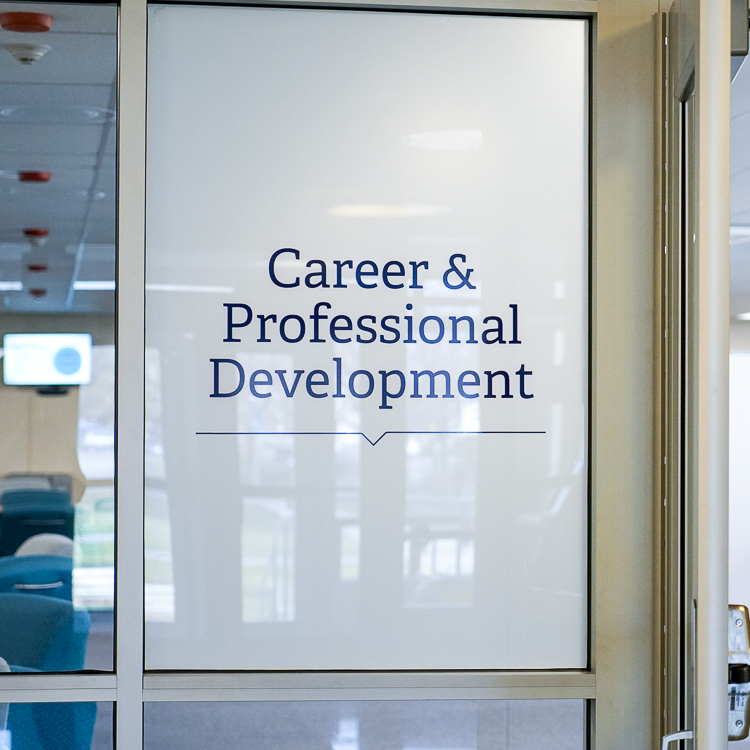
[144,700,585,750]
[3,701,112,750]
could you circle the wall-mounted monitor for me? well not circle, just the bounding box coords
[2,333,93,386]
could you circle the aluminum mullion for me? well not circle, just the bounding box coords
[0,690,117,703]
[0,675,115,690]
[143,671,595,691]
[158,0,597,12]
[142,687,596,702]
[116,1,147,749]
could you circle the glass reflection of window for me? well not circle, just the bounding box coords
[145,347,165,480]
[76,345,116,628]
[145,487,175,623]
[332,718,359,750]
[241,497,294,623]
[73,486,114,611]
[144,348,175,622]
[339,525,360,582]
[237,353,295,489]
[77,345,115,480]
[335,345,361,580]
[403,304,478,609]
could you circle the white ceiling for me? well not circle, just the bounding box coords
[0,2,115,315]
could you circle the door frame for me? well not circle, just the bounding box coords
[659,3,731,748]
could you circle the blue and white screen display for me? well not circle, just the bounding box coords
[3,333,93,385]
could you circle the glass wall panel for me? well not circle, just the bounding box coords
[0,2,116,671]
[3,701,112,750]
[144,700,585,750]
[146,4,589,672]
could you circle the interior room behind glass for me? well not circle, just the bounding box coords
[0,0,116,700]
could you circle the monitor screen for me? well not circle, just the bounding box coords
[2,333,93,386]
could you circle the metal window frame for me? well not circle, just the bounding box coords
[0,3,720,750]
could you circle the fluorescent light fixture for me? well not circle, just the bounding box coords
[73,280,115,291]
[0,281,22,291]
[0,104,115,125]
[403,129,482,151]
[329,204,449,218]
[145,283,234,293]
[737,312,750,320]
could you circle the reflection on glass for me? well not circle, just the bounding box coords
[144,700,585,750]
[145,348,165,480]
[3,701,112,750]
[73,486,114,611]
[145,486,174,623]
[77,345,114,480]
[340,524,360,581]
[241,497,294,623]
[0,2,117,672]
[403,301,479,609]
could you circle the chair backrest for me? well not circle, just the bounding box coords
[16,534,74,558]
[0,593,89,672]
[0,474,72,498]
[0,556,73,601]
[0,490,71,509]
[7,702,96,750]
[0,505,74,557]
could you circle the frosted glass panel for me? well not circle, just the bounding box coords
[144,700,586,750]
[145,6,588,669]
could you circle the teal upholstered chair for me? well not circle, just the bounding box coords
[0,491,74,557]
[0,555,73,601]
[0,593,88,671]
[0,594,95,750]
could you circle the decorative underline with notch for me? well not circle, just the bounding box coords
[195,430,546,447]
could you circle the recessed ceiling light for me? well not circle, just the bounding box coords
[73,280,115,291]
[145,283,234,293]
[0,281,22,291]
[403,129,482,151]
[737,312,750,320]
[329,203,449,218]
[0,104,115,125]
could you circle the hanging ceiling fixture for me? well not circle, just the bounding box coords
[23,228,49,247]
[18,171,50,182]
[0,12,53,32]
[0,16,53,65]
[1,42,51,65]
